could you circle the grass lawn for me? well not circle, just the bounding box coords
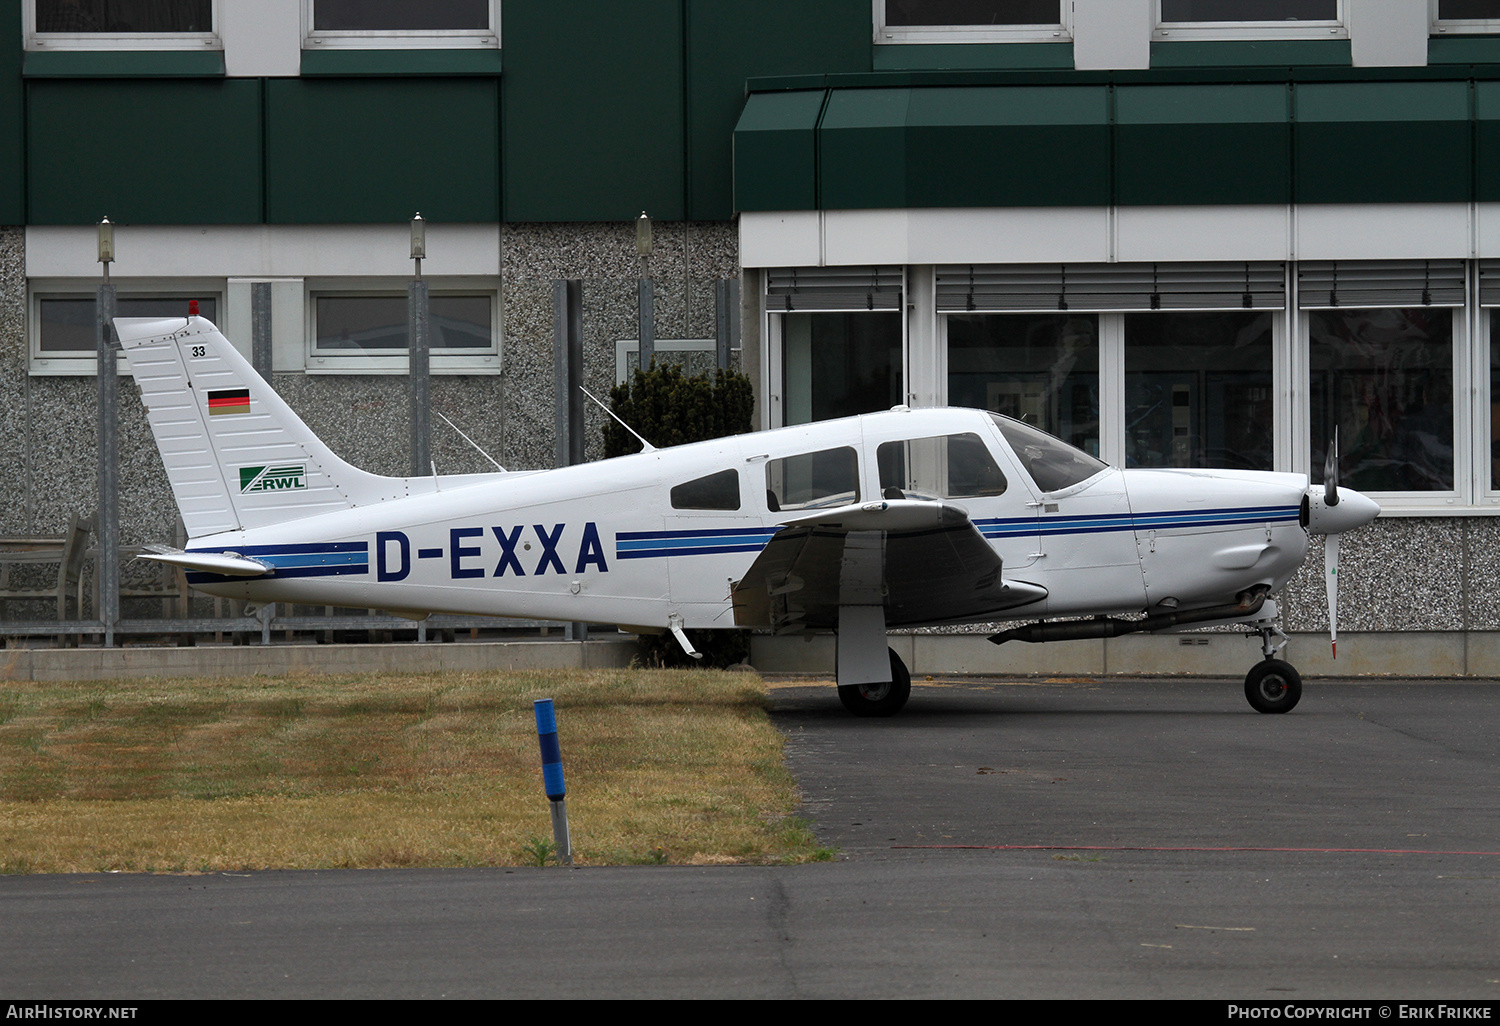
[0,668,829,873]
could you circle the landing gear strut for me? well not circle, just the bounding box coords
[1245,622,1301,714]
[837,648,911,717]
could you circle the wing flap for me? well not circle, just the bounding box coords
[731,501,1045,630]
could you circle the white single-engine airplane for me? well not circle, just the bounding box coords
[115,314,1379,717]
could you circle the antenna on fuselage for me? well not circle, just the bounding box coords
[434,411,507,472]
[580,385,657,454]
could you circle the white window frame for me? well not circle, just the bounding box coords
[25,0,221,52]
[1297,305,1467,511]
[305,279,501,376]
[873,0,1071,44]
[614,339,716,384]
[28,279,226,376]
[1153,0,1346,41]
[1431,0,1500,35]
[1473,283,1500,507]
[303,0,499,50]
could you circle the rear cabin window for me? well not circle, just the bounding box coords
[877,433,1007,500]
[765,447,860,512]
[671,469,740,511]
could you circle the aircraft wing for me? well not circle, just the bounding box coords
[731,499,1046,632]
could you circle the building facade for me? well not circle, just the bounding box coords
[7,1,1500,672]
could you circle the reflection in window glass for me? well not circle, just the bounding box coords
[991,414,1106,492]
[878,433,1007,500]
[315,296,491,352]
[1310,309,1453,492]
[671,470,740,511]
[1488,310,1500,491]
[946,313,1100,457]
[1439,0,1500,18]
[884,0,1060,25]
[1160,1,1337,20]
[781,312,901,426]
[313,1,489,31]
[35,0,211,32]
[1125,312,1273,472]
[40,296,217,353]
[766,448,860,512]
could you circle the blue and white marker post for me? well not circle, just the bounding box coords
[533,699,573,866]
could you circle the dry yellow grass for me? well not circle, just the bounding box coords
[0,668,827,873]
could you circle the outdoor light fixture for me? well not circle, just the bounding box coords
[410,212,426,261]
[97,217,115,271]
[636,211,652,258]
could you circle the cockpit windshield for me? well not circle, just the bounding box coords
[990,414,1107,493]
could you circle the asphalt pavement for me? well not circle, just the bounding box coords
[3,676,1498,999]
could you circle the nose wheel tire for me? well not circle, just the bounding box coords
[1244,659,1302,714]
[837,648,912,717]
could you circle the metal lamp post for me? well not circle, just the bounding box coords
[96,218,118,646]
[636,211,654,372]
[409,213,431,478]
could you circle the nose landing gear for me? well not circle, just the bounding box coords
[1245,622,1301,713]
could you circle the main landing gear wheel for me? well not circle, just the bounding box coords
[837,648,912,718]
[1244,658,1302,714]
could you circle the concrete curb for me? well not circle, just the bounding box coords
[0,639,639,683]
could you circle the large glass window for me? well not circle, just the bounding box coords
[1310,309,1454,493]
[878,0,1067,41]
[884,1,1060,25]
[39,295,217,354]
[1156,0,1342,38]
[34,0,211,33]
[1124,312,1274,471]
[1435,0,1500,31]
[306,0,496,47]
[1160,0,1337,20]
[314,295,491,352]
[309,290,499,374]
[781,312,902,426]
[32,292,220,374]
[946,313,1101,458]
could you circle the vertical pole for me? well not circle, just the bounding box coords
[638,277,654,372]
[715,278,740,372]
[251,281,273,386]
[408,278,430,478]
[95,282,118,646]
[533,698,573,866]
[552,280,587,642]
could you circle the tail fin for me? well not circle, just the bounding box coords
[116,315,407,539]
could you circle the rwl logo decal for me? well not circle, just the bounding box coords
[240,464,308,493]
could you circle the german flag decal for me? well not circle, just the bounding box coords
[207,388,251,416]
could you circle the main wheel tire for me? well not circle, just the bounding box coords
[837,648,912,717]
[1244,659,1303,714]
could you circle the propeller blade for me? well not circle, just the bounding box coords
[1325,532,1340,659]
[1324,425,1340,507]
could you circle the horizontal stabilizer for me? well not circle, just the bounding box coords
[136,546,273,577]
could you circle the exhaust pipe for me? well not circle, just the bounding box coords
[988,586,1269,646]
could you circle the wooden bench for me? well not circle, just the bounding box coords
[0,514,93,642]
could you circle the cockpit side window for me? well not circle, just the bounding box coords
[877,433,1007,500]
[990,413,1107,492]
[671,469,740,511]
[766,447,860,512]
